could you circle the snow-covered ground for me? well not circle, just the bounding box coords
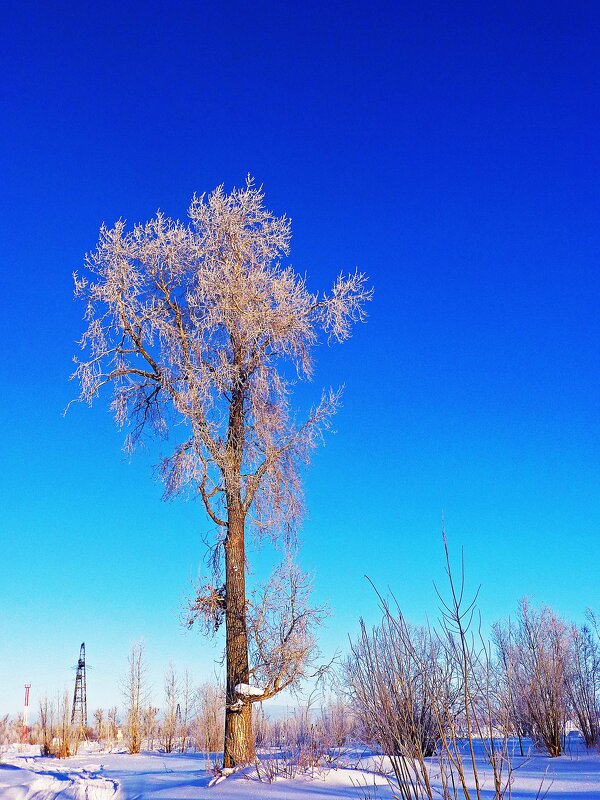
[1,742,600,799]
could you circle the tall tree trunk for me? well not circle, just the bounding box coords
[223,500,254,767]
[222,359,255,768]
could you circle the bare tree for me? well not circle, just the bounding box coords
[180,669,194,753]
[93,708,105,744]
[588,608,600,642]
[492,620,533,755]
[39,697,56,756]
[123,641,148,754]
[252,703,269,749]
[56,689,76,758]
[143,705,159,750]
[194,681,224,753]
[72,178,371,766]
[107,706,120,746]
[497,599,569,757]
[163,662,179,753]
[567,624,600,748]
[0,715,11,750]
[320,698,355,748]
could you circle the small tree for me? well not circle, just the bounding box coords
[0,714,10,749]
[107,706,120,746]
[38,697,55,756]
[163,662,179,753]
[93,708,105,744]
[345,617,440,769]
[567,624,600,748]
[195,681,224,753]
[493,619,534,756]
[123,641,148,754]
[143,705,159,750]
[499,599,570,757]
[321,698,354,749]
[73,178,371,765]
[56,690,76,758]
[180,669,194,753]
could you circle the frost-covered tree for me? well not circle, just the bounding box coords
[38,699,55,755]
[93,708,105,744]
[72,178,371,766]
[179,669,194,753]
[107,706,120,745]
[143,705,159,750]
[194,681,224,753]
[567,624,600,748]
[496,599,570,757]
[163,662,179,753]
[123,642,148,754]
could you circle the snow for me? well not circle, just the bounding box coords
[0,755,119,799]
[235,683,264,697]
[1,740,600,799]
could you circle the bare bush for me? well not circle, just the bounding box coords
[430,542,515,800]
[55,690,77,758]
[567,624,600,748]
[345,615,439,797]
[345,537,515,800]
[0,715,10,750]
[252,704,269,749]
[320,698,355,749]
[493,621,534,756]
[496,599,569,757]
[253,705,334,782]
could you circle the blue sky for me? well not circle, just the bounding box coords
[1,1,600,714]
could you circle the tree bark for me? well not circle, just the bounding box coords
[223,501,255,767]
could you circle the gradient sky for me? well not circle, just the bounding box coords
[2,1,600,715]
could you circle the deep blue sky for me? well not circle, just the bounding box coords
[1,1,600,714]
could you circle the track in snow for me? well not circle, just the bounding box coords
[0,761,120,800]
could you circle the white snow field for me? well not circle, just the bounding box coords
[1,742,600,799]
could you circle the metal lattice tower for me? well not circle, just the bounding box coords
[71,642,88,732]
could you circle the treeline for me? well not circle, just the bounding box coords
[0,669,351,767]
[1,680,224,758]
[0,642,226,758]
